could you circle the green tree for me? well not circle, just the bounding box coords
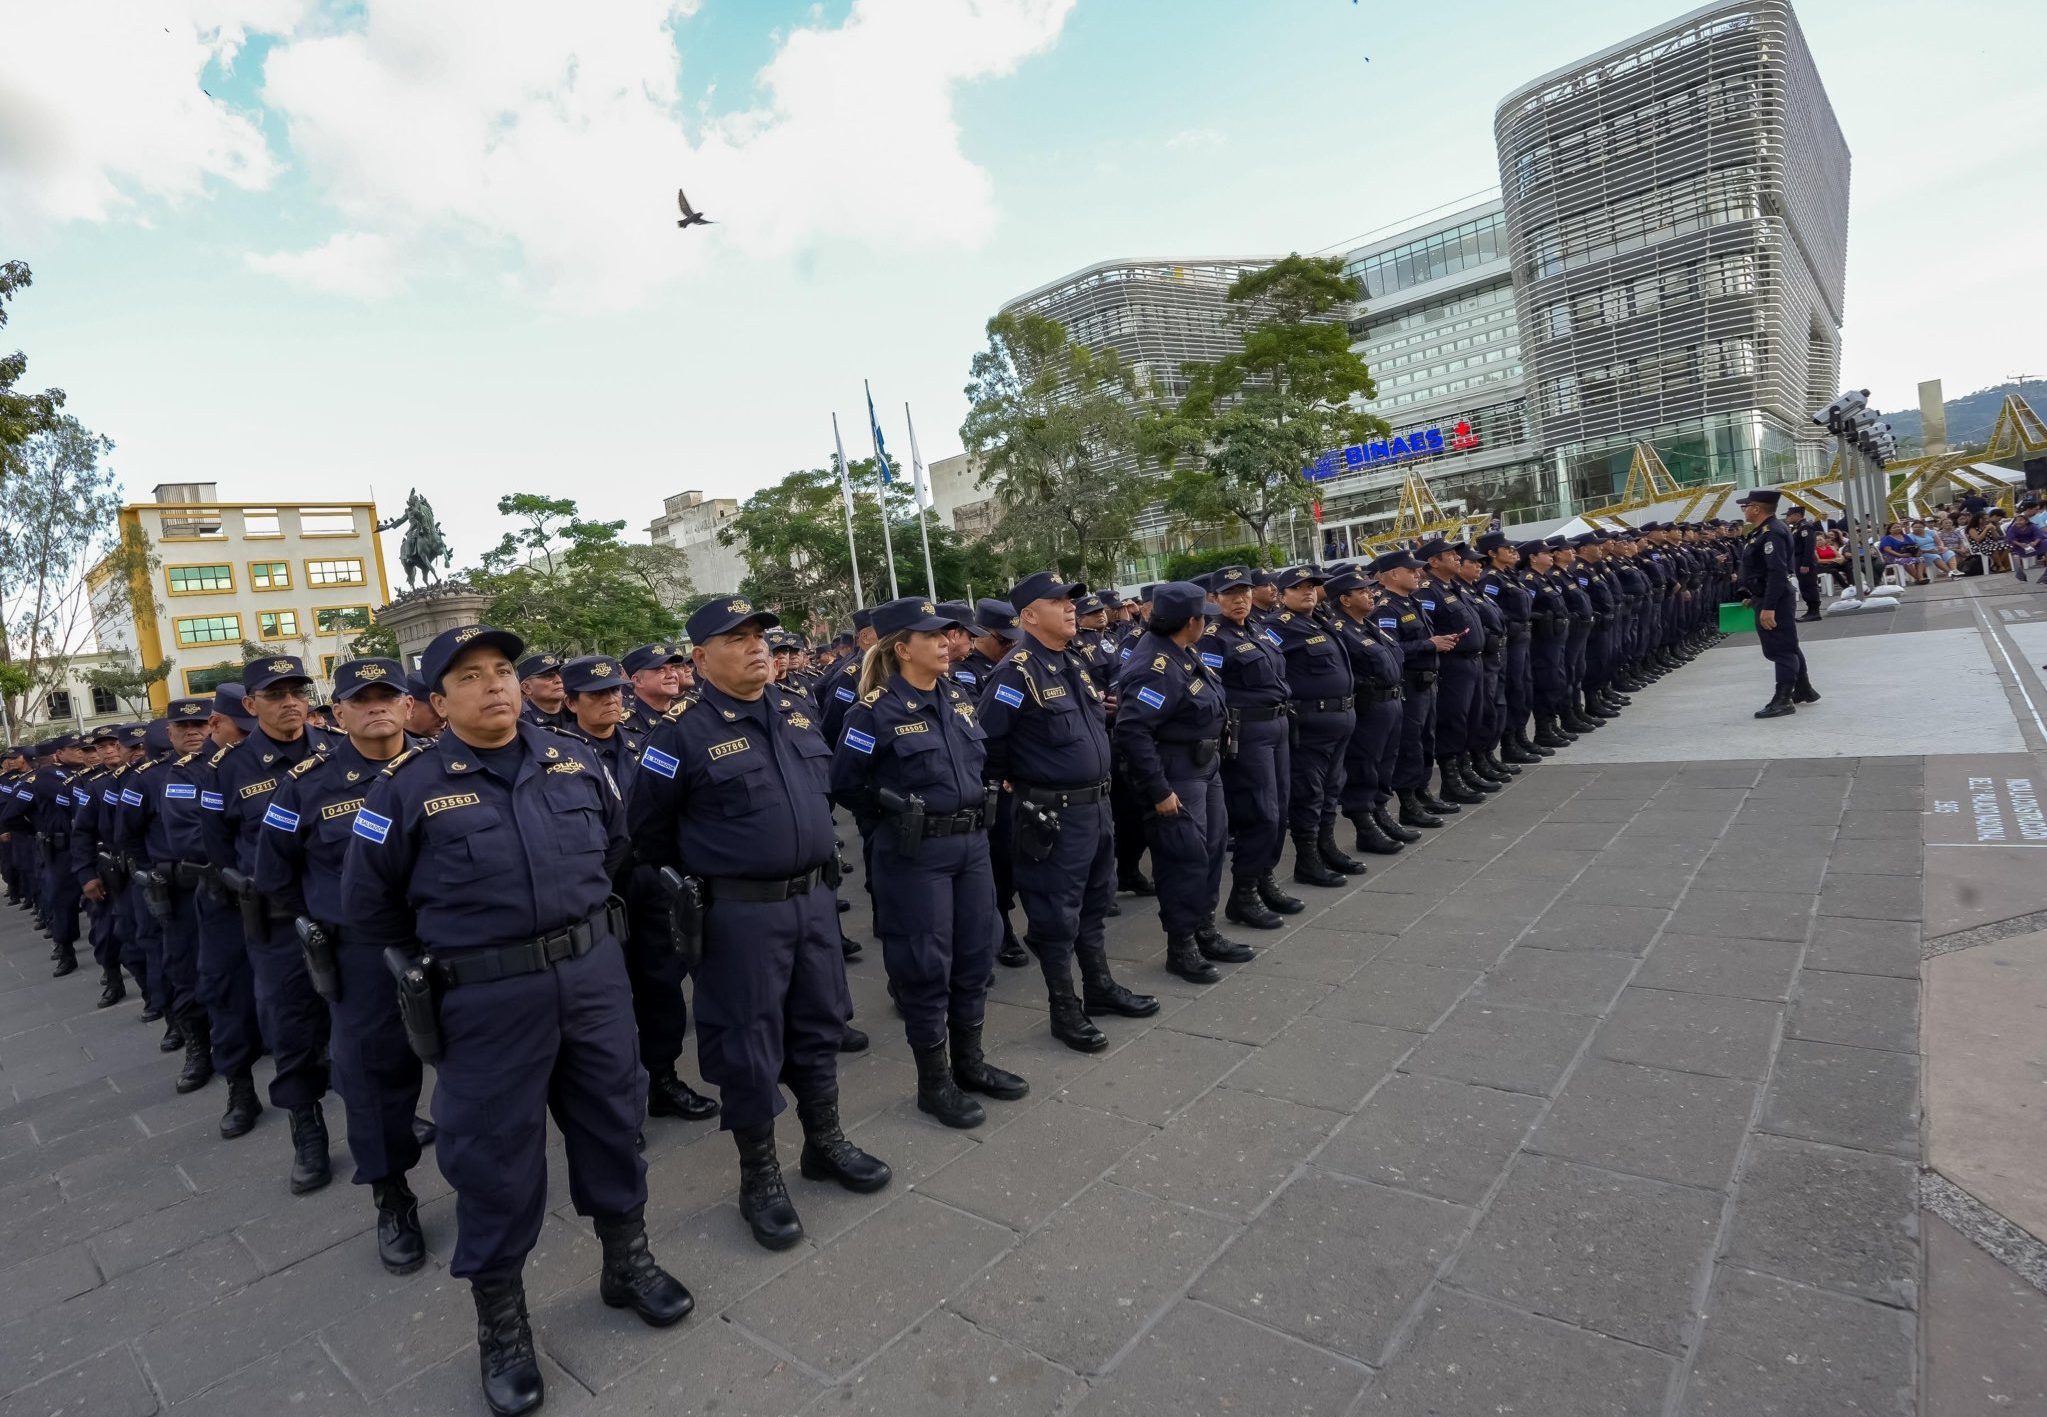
[1149,254,1390,557]
[82,650,173,716]
[346,620,401,660]
[0,262,66,478]
[461,493,687,654]
[961,311,1150,585]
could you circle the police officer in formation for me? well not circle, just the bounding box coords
[516,652,571,729]
[1203,566,1300,931]
[959,598,1031,968]
[1325,568,1410,856]
[1267,564,1367,887]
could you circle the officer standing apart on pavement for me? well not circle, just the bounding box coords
[1737,488,1821,718]
[1785,505,1823,621]
[1269,565,1368,886]
[628,597,891,1254]
[253,659,432,1275]
[829,597,1030,1131]
[1204,566,1302,932]
[343,625,691,1417]
[1112,581,1254,984]
[977,572,1158,1054]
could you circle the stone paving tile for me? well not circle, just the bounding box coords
[1311,961,1478,1033]
[1109,1088,1341,1221]
[1194,1171,1468,1365]
[1543,797,1650,823]
[1469,947,1635,1014]
[1517,902,1671,956]
[1052,1026,1251,1126]
[1632,932,1802,1002]
[1483,846,1603,879]
[1817,872,1922,922]
[1801,918,1921,978]
[1594,987,1784,1081]
[1072,1298,1368,1417]
[915,1098,1151,1232]
[1451,1154,1723,1352]
[1309,890,1437,935]
[1664,887,1815,943]
[1159,973,1330,1047]
[1317,1073,1543,1205]
[1242,925,1395,986]
[1679,1264,1915,1416]
[1837,808,1924,839]
[1364,1290,1674,1417]
[1400,1002,1591,1097]
[1352,855,1482,896]
[1788,971,1919,1054]
[1723,1135,1917,1307]
[1760,1040,1919,1158]
[1552,864,1695,910]
[1531,1058,1757,1190]
[1217,1014,1417,1113]
[0,1346,160,1417]
[811,1309,1084,1417]
[376,1345,593,1417]
[1824,836,1922,876]
[727,1193,1011,1379]
[949,1182,1234,1376]
[1374,915,1522,970]
[1689,851,1831,895]
[0,1242,101,1327]
[168,1336,367,1415]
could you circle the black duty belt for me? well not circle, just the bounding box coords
[1358,685,1403,704]
[1160,737,1222,754]
[1404,669,1439,687]
[920,807,988,837]
[1230,703,1288,722]
[1015,780,1110,808]
[434,901,627,988]
[703,866,828,902]
[170,860,212,890]
[1290,695,1353,714]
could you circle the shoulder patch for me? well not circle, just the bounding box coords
[287,752,328,780]
[663,700,692,721]
[861,688,883,705]
[1151,654,1167,671]
[1010,649,1030,664]
[1134,686,1167,711]
[641,746,680,779]
[208,745,232,767]
[380,748,422,779]
[992,683,1025,709]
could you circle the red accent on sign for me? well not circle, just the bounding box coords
[1312,501,1323,522]
[1450,419,1481,451]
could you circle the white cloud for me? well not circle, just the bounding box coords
[246,231,404,297]
[0,1,302,239]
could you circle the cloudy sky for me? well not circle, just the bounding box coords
[3,0,2039,565]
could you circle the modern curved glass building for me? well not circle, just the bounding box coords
[1494,0,1849,505]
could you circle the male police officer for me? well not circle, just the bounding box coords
[1372,549,1463,828]
[629,596,890,1252]
[978,571,1157,1053]
[1737,489,1819,717]
[960,599,1029,967]
[621,642,689,737]
[517,653,571,729]
[344,626,691,1417]
[1785,505,1823,621]
[1268,565,1365,886]
[1204,566,1299,930]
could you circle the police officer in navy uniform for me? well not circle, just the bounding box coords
[1113,581,1253,983]
[1268,565,1365,886]
[344,626,692,1417]
[1785,504,1823,621]
[1326,569,1408,856]
[1418,539,1488,806]
[620,642,688,738]
[1371,549,1463,828]
[830,597,1029,1130]
[1456,543,1518,787]
[1736,488,1819,717]
[254,659,432,1275]
[818,607,879,745]
[629,596,891,1253]
[517,653,571,730]
[68,727,124,1004]
[204,654,343,1190]
[558,654,720,1125]
[1480,531,1544,765]
[977,571,1158,1053]
[959,599,1028,967]
[121,702,213,1080]
[1204,566,1299,931]
[404,674,446,740]
[1521,541,1575,749]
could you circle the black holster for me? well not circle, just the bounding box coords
[1014,797,1060,863]
[1222,713,1241,761]
[877,788,927,855]
[219,867,268,940]
[296,917,342,1003]
[658,867,704,974]
[133,867,172,922]
[384,946,444,1063]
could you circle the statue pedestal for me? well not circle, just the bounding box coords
[377,585,492,670]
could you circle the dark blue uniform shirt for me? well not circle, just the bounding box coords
[204,726,341,875]
[829,673,989,817]
[1269,609,1354,701]
[1201,616,1289,709]
[1111,631,1225,805]
[975,633,1111,788]
[1376,590,1440,670]
[254,738,402,924]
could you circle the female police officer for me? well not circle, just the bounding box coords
[829,597,1029,1130]
[342,626,691,1417]
[1326,569,1408,857]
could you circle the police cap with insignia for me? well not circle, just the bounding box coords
[420,624,526,694]
[1571,532,1601,548]
[1366,549,1422,576]
[1271,564,1325,590]
[1734,488,1782,508]
[88,724,118,744]
[1545,535,1571,550]
[973,598,1018,636]
[561,654,631,696]
[684,596,781,645]
[516,652,564,681]
[622,641,688,675]
[1454,542,1483,562]
[120,723,151,746]
[1146,581,1207,633]
[334,658,407,701]
[243,654,311,692]
[1416,537,1453,562]
[1007,570,1086,611]
[1326,570,1372,597]
[1516,540,1549,558]
[1210,565,1252,595]
[1475,530,1510,554]
[1096,589,1123,608]
[873,596,966,637]
[1074,592,1106,616]
[936,600,977,631]
[214,683,256,725]
[168,696,212,721]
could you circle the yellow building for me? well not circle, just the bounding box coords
[91,483,392,713]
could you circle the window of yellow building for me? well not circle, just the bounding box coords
[250,560,292,590]
[166,563,234,595]
[306,557,366,587]
[174,614,242,646]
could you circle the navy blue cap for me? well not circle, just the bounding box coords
[1366,550,1421,576]
[1147,580,1207,626]
[167,696,212,722]
[683,597,779,645]
[1074,592,1107,615]
[333,658,407,701]
[1517,540,1550,557]
[562,654,630,696]
[851,606,877,633]
[1475,531,1510,554]
[1008,571,1084,610]
[1454,542,1483,562]
[516,652,565,681]
[1272,565,1325,590]
[1137,584,1156,603]
[1416,538,1453,562]
[936,600,976,629]
[1326,570,1372,597]
[973,598,1018,635]
[1545,535,1571,550]
[873,596,965,637]
[213,684,255,724]
[420,625,526,694]
[622,641,688,675]
[1096,589,1123,608]
[1209,565,1253,593]
[405,675,432,700]
[1571,532,1601,548]
[1250,568,1275,588]
[1735,488,1782,507]
[243,654,310,692]
[120,723,151,746]
[144,720,172,753]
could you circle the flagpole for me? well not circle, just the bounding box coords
[831,414,865,611]
[865,380,900,600]
[905,402,938,598]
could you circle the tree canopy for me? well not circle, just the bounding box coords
[461,493,692,654]
[0,262,66,479]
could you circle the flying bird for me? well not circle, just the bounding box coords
[676,189,714,230]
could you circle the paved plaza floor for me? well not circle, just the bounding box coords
[3,574,2046,1416]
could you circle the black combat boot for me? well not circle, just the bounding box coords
[1291,832,1346,886]
[1416,780,1461,815]
[796,1092,892,1193]
[1166,933,1222,983]
[1462,754,1505,791]
[96,967,125,1008]
[996,919,1028,968]
[1079,945,1160,1017]
[1196,916,1255,963]
[1754,686,1796,719]
[51,944,77,978]
[373,1177,427,1274]
[175,1011,213,1093]
[1533,717,1573,749]
[220,1071,262,1139]
[1578,691,1612,722]
[913,1040,985,1129]
[733,1123,804,1250]
[595,1209,695,1326]
[838,1024,869,1053]
[471,1277,545,1417]
[158,1018,184,1053]
[1436,759,1484,806]
[1256,874,1306,914]
[648,1070,720,1121]
[949,1022,1029,1101]
[1485,747,1523,777]
[287,1101,332,1194]
[1117,868,1156,896]
[1792,672,1821,705]
[1318,828,1367,875]
[1045,974,1107,1053]
[1350,812,1403,856]
[1396,790,1444,830]
[1374,802,1422,843]
[1224,877,1284,930]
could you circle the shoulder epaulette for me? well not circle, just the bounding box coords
[662,699,692,721]
[134,759,159,775]
[287,751,329,780]
[860,687,883,705]
[380,748,423,779]
[1009,649,1029,664]
[208,745,232,767]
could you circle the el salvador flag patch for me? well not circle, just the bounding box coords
[834,685,855,702]
[122,788,145,806]
[954,669,976,684]
[1201,652,1223,669]
[352,808,392,844]
[993,684,1025,709]
[1119,646,1132,661]
[641,747,679,780]
[164,784,196,800]
[1262,629,1282,647]
[843,728,876,755]
[1135,686,1167,710]
[102,789,118,805]
[1378,617,1398,629]
[1484,584,1499,596]
[263,803,301,833]
[200,791,224,811]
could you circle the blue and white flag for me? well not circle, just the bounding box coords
[867,386,894,484]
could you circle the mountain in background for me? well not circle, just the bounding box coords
[1880,378,2047,452]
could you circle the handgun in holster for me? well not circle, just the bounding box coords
[876,787,926,854]
[97,850,128,898]
[1014,796,1060,863]
[296,916,342,1002]
[132,866,173,922]
[383,946,444,1063]
[218,867,269,940]
[657,867,704,974]
[1221,712,1240,762]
